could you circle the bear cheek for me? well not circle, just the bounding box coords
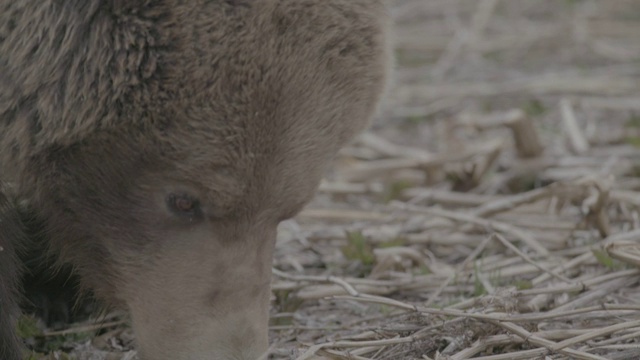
[118,221,277,360]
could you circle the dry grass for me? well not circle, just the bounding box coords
[35,0,640,359]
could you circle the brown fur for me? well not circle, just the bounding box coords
[0,1,392,359]
[0,185,24,360]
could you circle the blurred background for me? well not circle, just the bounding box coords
[269,1,640,359]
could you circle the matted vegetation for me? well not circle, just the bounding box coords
[26,1,640,359]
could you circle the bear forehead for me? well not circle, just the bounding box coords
[0,0,385,217]
[0,0,381,166]
[155,106,339,218]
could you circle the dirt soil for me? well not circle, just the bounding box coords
[29,1,640,359]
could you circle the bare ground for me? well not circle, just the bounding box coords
[30,1,640,359]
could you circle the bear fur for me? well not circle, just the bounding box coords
[0,1,392,359]
[0,186,24,360]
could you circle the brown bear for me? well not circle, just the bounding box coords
[0,0,392,359]
[0,186,26,360]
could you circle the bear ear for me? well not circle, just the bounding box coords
[222,0,252,6]
[109,0,250,15]
[109,0,155,14]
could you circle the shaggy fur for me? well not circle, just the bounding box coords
[0,1,391,359]
[0,186,24,360]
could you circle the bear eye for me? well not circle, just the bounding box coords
[166,193,202,219]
